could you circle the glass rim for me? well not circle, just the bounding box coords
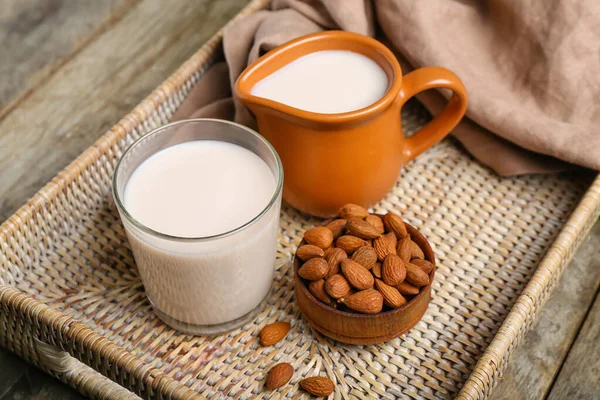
[112,118,283,242]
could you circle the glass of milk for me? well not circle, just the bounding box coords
[112,119,283,335]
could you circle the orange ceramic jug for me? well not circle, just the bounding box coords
[236,31,468,217]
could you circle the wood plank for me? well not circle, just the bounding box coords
[0,351,28,398]
[0,0,138,115]
[0,363,85,400]
[0,0,248,222]
[547,290,600,400]
[489,220,600,400]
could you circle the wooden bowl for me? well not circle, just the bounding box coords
[294,222,435,345]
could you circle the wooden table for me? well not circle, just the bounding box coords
[0,1,598,399]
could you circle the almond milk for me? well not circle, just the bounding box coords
[251,50,388,114]
[124,141,275,238]
[116,133,282,333]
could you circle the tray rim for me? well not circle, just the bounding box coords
[1,0,599,398]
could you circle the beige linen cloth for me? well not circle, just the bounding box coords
[174,0,600,176]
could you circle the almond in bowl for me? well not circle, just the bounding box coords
[293,204,436,344]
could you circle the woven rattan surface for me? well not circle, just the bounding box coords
[2,1,600,399]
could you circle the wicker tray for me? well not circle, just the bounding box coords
[1,1,600,399]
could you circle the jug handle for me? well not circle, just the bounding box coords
[397,67,468,161]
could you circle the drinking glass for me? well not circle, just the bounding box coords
[113,119,283,335]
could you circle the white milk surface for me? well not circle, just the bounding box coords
[124,140,275,238]
[123,141,280,326]
[251,50,388,114]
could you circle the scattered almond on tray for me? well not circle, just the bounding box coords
[259,321,290,346]
[297,204,433,314]
[299,376,335,397]
[260,324,336,395]
[265,363,294,390]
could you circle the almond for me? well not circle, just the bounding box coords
[325,219,347,239]
[375,278,407,308]
[397,238,412,264]
[323,246,336,257]
[365,214,385,234]
[304,227,334,249]
[351,246,377,269]
[308,279,333,305]
[409,240,425,260]
[341,259,374,290]
[296,244,325,261]
[405,262,430,287]
[384,231,397,249]
[299,376,335,397]
[260,322,290,346]
[336,235,367,254]
[382,254,406,286]
[383,212,408,239]
[338,203,369,220]
[373,234,397,261]
[411,258,434,274]
[395,281,420,295]
[325,274,352,299]
[346,218,382,240]
[298,258,329,281]
[325,248,346,277]
[372,262,382,278]
[342,289,383,314]
[265,362,293,390]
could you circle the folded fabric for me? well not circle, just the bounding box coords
[174,0,600,176]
